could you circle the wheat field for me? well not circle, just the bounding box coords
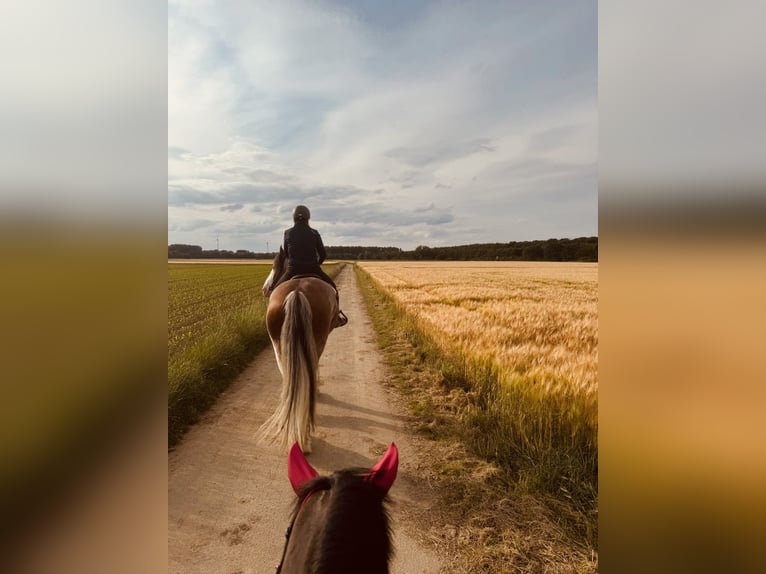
[358,262,597,389]
[357,261,598,477]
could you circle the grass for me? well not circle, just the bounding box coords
[167,261,343,447]
[354,263,598,573]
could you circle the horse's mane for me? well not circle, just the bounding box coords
[292,470,394,573]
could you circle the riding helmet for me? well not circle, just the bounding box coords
[292,204,311,222]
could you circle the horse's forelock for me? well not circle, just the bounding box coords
[322,471,393,569]
[297,475,332,501]
[297,469,392,499]
[292,470,392,522]
[289,470,393,572]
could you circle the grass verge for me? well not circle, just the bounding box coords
[355,264,597,572]
[168,303,271,447]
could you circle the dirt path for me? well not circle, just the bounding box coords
[168,266,442,573]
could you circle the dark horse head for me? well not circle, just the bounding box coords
[262,246,286,297]
[277,442,399,574]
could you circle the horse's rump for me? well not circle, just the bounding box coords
[266,278,337,356]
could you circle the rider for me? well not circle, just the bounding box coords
[272,205,348,327]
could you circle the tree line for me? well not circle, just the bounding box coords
[169,237,597,262]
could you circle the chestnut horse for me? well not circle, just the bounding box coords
[276,442,398,574]
[258,248,338,453]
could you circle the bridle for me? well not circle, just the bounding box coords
[275,484,331,573]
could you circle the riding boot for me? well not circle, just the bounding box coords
[334,291,348,327]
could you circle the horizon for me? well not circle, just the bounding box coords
[169,234,598,254]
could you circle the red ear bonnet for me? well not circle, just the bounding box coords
[288,442,399,495]
[365,442,398,494]
[287,442,318,494]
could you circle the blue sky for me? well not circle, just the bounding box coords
[168,0,597,252]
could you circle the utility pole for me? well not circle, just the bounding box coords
[216,236,220,251]
[267,240,270,254]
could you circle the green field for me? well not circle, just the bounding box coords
[168,263,271,357]
[168,263,272,445]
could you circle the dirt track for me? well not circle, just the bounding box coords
[168,266,442,573]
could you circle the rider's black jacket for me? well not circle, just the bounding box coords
[283,223,327,268]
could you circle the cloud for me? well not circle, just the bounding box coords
[479,157,595,186]
[167,218,218,232]
[168,0,597,250]
[220,203,244,212]
[414,202,435,213]
[526,124,585,154]
[168,146,189,159]
[384,138,497,168]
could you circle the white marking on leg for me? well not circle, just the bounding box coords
[262,269,275,296]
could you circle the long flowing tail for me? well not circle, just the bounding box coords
[257,291,318,451]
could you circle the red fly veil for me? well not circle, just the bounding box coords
[288,442,319,493]
[365,443,398,493]
[287,442,399,494]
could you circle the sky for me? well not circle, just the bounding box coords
[168,0,597,252]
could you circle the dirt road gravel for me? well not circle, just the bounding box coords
[168,266,443,573]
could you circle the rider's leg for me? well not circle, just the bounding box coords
[316,269,348,327]
[335,290,348,327]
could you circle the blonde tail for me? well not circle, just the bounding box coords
[257,291,318,451]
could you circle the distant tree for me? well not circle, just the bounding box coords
[575,242,597,261]
[414,245,435,260]
[543,239,564,261]
[169,237,597,262]
[168,244,203,258]
[522,244,544,261]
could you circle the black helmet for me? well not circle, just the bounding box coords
[292,205,311,222]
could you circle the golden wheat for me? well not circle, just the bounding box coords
[358,261,598,440]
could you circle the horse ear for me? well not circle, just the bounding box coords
[288,442,318,495]
[365,442,398,494]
